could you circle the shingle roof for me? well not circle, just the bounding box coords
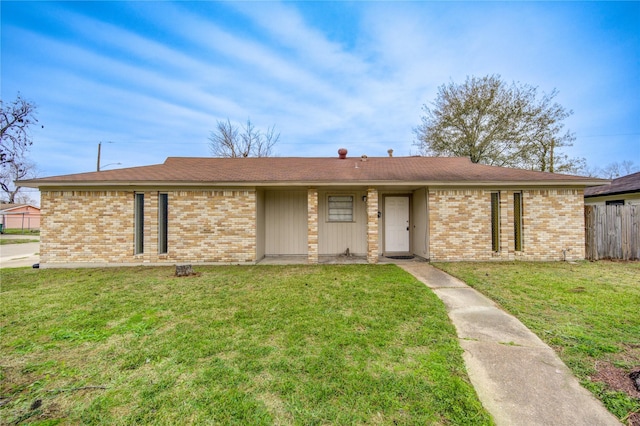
[0,203,32,211]
[584,171,640,197]
[20,156,607,188]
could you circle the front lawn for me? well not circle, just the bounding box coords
[435,261,640,423]
[0,229,39,236]
[0,238,39,245]
[0,265,491,425]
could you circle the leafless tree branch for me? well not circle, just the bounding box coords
[209,118,278,158]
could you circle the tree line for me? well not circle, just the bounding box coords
[211,75,637,178]
[2,76,637,204]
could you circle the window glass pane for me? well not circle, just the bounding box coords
[514,192,523,251]
[491,192,500,252]
[135,193,144,254]
[329,196,352,202]
[158,193,168,254]
[328,195,353,222]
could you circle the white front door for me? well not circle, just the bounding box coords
[385,196,410,252]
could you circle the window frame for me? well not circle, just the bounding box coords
[134,193,144,255]
[158,193,168,254]
[514,192,523,252]
[327,194,355,223]
[490,192,500,252]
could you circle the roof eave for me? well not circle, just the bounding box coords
[585,189,640,198]
[20,179,606,189]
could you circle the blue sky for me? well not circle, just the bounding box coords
[2,1,639,179]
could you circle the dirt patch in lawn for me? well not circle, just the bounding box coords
[592,362,640,399]
[591,362,640,426]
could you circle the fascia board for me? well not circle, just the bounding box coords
[22,179,607,189]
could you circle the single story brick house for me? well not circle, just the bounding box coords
[20,151,606,267]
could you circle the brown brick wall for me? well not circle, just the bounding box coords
[429,190,493,261]
[428,188,585,261]
[40,190,134,264]
[521,189,585,261]
[39,186,585,266]
[307,189,318,263]
[168,190,256,263]
[40,189,257,266]
[366,188,379,263]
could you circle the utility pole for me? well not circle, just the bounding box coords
[97,141,117,171]
[97,142,102,171]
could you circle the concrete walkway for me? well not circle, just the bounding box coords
[0,235,40,268]
[399,262,621,426]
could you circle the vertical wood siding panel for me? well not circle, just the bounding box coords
[256,190,265,260]
[585,205,639,260]
[318,191,367,255]
[265,191,307,255]
[411,188,429,258]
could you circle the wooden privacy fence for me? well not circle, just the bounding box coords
[584,205,640,261]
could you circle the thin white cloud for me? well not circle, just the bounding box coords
[229,2,370,76]
[2,1,638,175]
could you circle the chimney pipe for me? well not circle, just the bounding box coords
[338,148,348,159]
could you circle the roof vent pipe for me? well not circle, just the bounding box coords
[338,148,348,159]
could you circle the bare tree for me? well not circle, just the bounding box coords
[599,160,639,178]
[0,159,37,204]
[1,94,39,203]
[574,160,639,178]
[12,191,37,205]
[209,118,279,158]
[1,94,38,165]
[414,75,583,172]
[575,163,603,178]
[209,119,240,157]
[250,123,279,158]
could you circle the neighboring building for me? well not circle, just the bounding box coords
[0,204,41,231]
[19,152,606,267]
[584,171,640,206]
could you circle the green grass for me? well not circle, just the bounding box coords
[434,261,640,422]
[0,238,39,245]
[0,229,39,235]
[0,265,492,425]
